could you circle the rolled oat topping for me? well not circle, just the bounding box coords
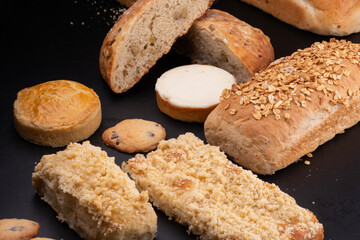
[222,39,360,120]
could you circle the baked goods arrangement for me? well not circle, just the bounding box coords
[155,64,236,122]
[175,9,275,84]
[123,133,324,240]
[32,141,157,240]
[239,0,360,36]
[13,80,101,147]
[5,0,360,239]
[205,39,360,175]
[99,0,215,93]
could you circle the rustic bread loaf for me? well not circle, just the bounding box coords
[155,64,236,122]
[240,0,360,36]
[204,39,360,174]
[32,141,157,240]
[13,80,101,147]
[123,133,324,240]
[99,0,214,93]
[116,0,136,7]
[175,9,274,84]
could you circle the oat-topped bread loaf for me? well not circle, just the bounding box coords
[33,141,157,240]
[240,0,360,36]
[123,133,324,240]
[205,39,360,174]
[13,80,101,147]
[175,9,274,84]
[100,0,214,93]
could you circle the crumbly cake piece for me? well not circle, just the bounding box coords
[205,39,360,174]
[122,133,324,240]
[32,141,157,240]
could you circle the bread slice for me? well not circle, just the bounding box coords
[122,133,324,240]
[99,0,214,93]
[155,64,236,122]
[32,141,157,240]
[240,0,360,36]
[175,9,274,84]
[13,80,101,147]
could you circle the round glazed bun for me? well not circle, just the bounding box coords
[13,80,101,147]
[155,64,236,122]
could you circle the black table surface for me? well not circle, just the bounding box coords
[1,1,359,239]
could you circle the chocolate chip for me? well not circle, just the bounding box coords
[7,226,25,232]
[147,132,155,137]
[115,139,121,145]
[111,131,118,140]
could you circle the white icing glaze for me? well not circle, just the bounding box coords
[155,64,236,108]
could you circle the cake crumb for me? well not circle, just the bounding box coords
[304,160,311,165]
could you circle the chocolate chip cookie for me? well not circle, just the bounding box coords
[102,119,166,153]
[0,218,40,240]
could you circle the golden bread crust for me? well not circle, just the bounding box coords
[156,91,216,123]
[13,80,101,147]
[194,9,274,75]
[241,0,360,36]
[205,39,360,174]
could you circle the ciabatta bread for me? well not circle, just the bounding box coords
[13,80,101,147]
[204,39,360,174]
[99,0,214,93]
[123,133,324,240]
[240,0,360,36]
[175,9,274,84]
[32,141,157,240]
[155,64,236,122]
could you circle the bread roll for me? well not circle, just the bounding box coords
[123,133,324,240]
[155,64,236,122]
[99,0,214,93]
[204,39,360,174]
[32,141,157,240]
[13,80,101,147]
[175,9,274,84]
[240,0,360,36]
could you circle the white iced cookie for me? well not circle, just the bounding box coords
[155,64,236,122]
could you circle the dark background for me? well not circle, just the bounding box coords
[1,0,359,239]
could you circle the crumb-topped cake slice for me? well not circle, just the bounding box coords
[32,141,157,240]
[123,133,323,240]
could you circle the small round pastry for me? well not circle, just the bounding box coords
[155,64,236,122]
[13,80,101,147]
[102,119,166,153]
[0,218,40,240]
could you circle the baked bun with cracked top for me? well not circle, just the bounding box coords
[240,0,360,36]
[123,133,324,240]
[205,39,360,174]
[33,141,157,240]
[99,0,214,93]
[13,80,101,147]
[155,64,236,123]
[175,9,275,84]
